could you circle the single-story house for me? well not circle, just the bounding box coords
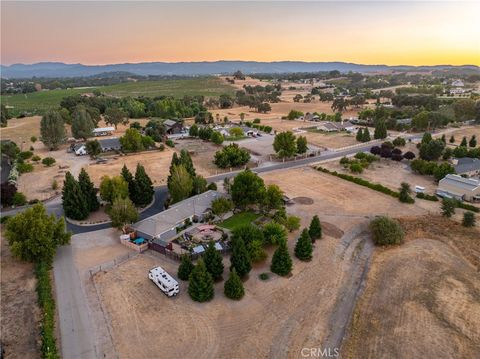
[453,158,480,178]
[73,144,87,156]
[99,137,121,152]
[132,190,223,243]
[316,121,357,133]
[164,119,183,134]
[93,127,115,136]
[437,174,480,202]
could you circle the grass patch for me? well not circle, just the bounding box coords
[218,211,260,231]
[1,77,235,116]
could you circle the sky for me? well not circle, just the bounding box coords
[1,1,479,66]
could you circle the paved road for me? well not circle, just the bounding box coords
[54,244,98,359]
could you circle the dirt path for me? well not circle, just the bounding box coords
[323,223,374,353]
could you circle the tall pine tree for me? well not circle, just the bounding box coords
[78,168,99,212]
[188,259,214,302]
[362,127,371,141]
[178,254,194,281]
[179,149,196,178]
[295,229,313,261]
[356,128,363,142]
[271,239,292,276]
[62,172,89,220]
[134,164,154,207]
[308,215,322,242]
[121,164,137,201]
[230,237,251,278]
[204,241,224,280]
[224,269,245,300]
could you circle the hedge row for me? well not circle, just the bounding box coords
[251,124,273,133]
[35,262,60,359]
[316,167,400,199]
[456,201,480,213]
[416,192,439,201]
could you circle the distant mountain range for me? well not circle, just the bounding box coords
[1,61,478,78]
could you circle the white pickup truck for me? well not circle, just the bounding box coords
[148,266,179,297]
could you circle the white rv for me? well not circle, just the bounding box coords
[148,266,179,297]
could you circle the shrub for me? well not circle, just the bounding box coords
[285,215,301,232]
[0,216,10,224]
[253,118,261,124]
[392,137,406,147]
[42,157,56,167]
[349,162,363,173]
[17,162,34,173]
[259,273,269,280]
[35,262,60,358]
[12,191,27,206]
[166,139,175,147]
[403,151,416,160]
[416,192,439,201]
[18,151,34,160]
[32,155,41,162]
[370,216,404,246]
[441,198,456,217]
[30,136,37,143]
[462,212,476,227]
[370,146,381,155]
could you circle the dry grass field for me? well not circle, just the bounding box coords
[0,230,41,359]
[320,157,438,198]
[93,229,350,359]
[261,167,428,229]
[88,165,427,358]
[342,216,480,359]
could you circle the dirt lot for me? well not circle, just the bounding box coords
[343,216,480,359]
[89,165,426,359]
[441,126,480,146]
[174,138,222,177]
[262,167,428,230]
[85,148,175,186]
[93,237,348,359]
[0,230,41,359]
[320,156,438,199]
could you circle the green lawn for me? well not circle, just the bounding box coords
[1,77,235,116]
[218,211,260,231]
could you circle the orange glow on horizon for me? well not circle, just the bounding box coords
[1,1,479,67]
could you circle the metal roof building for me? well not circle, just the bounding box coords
[437,174,480,202]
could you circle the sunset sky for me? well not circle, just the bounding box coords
[1,1,479,66]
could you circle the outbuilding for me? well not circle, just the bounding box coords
[437,174,480,202]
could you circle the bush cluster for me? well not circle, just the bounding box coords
[251,124,272,133]
[410,159,455,181]
[416,192,439,201]
[35,262,60,358]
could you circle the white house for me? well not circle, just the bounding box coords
[73,144,87,156]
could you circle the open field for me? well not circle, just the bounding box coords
[85,148,175,186]
[92,233,350,359]
[320,155,439,199]
[0,230,41,359]
[1,77,235,115]
[441,126,480,146]
[173,138,222,177]
[343,215,480,359]
[261,167,428,229]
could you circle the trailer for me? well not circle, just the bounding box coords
[148,266,179,297]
